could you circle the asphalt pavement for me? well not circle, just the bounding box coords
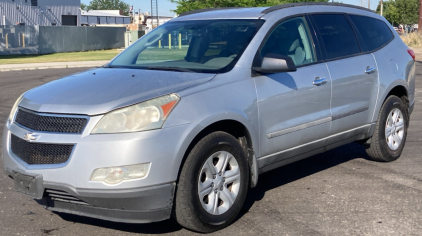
[0,65,421,236]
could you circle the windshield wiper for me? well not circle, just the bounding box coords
[146,66,196,73]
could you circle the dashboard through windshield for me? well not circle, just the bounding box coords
[109,19,265,73]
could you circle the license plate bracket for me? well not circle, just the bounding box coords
[13,171,44,199]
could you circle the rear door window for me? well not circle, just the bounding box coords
[311,14,361,60]
[348,15,393,52]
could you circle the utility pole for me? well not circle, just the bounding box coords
[380,0,383,16]
[368,0,370,9]
[151,0,158,28]
[419,0,422,31]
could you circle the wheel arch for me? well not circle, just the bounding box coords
[177,118,259,189]
[368,82,410,139]
[373,82,409,122]
[386,85,408,102]
[382,84,409,115]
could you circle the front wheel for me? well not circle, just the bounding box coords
[366,95,409,162]
[174,131,249,233]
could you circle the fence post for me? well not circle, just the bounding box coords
[168,34,171,49]
[22,33,25,48]
[5,33,8,49]
[179,33,181,49]
[159,40,161,48]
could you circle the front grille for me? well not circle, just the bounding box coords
[44,189,90,206]
[15,108,88,134]
[11,134,74,165]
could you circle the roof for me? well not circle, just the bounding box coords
[81,10,130,18]
[174,3,374,21]
[262,2,373,14]
[173,7,267,21]
[145,16,174,19]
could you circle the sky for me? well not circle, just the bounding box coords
[81,0,379,17]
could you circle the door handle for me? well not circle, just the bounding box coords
[365,67,377,74]
[313,77,327,86]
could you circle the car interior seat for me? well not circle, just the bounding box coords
[288,39,306,65]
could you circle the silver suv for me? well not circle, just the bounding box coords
[2,3,415,233]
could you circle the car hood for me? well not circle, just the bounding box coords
[20,68,215,115]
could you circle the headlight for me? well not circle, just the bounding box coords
[8,93,25,122]
[91,94,180,134]
[90,163,151,185]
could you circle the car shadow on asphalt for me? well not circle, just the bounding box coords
[57,213,184,234]
[56,142,369,234]
[238,142,369,218]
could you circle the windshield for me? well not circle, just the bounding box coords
[109,19,264,73]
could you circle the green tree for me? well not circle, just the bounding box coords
[86,0,131,16]
[376,0,419,25]
[81,3,87,10]
[170,0,329,15]
[396,0,418,25]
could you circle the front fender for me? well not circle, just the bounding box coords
[163,72,260,185]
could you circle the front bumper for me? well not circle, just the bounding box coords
[6,168,175,223]
[2,117,195,189]
[2,115,200,223]
[39,183,175,223]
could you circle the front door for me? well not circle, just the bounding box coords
[254,16,332,166]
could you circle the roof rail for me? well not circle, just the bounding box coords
[261,2,374,15]
[178,7,246,17]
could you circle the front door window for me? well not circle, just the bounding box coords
[260,17,316,66]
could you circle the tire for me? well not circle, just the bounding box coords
[366,95,409,162]
[174,131,249,233]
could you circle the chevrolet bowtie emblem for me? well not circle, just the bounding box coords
[23,132,40,142]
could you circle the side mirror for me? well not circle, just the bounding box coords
[253,54,297,74]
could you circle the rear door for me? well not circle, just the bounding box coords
[310,14,378,138]
[347,14,396,123]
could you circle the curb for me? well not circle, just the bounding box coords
[0,61,109,72]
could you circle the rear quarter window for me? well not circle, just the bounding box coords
[349,15,393,52]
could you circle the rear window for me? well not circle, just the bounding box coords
[311,14,361,60]
[349,15,393,52]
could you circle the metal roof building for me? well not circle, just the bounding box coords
[0,0,81,26]
[81,10,130,26]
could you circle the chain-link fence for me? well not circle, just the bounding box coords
[0,26,125,55]
[0,25,39,55]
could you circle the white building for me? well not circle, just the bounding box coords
[143,15,173,30]
[81,10,130,26]
[0,0,81,26]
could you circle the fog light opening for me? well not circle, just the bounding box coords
[90,163,151,185]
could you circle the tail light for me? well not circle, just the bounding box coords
[407,49,416,61]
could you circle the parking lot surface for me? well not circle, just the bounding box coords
[0,65,421,236]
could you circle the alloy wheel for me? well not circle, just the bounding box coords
[385,108,405,151]
[197,151,241,215]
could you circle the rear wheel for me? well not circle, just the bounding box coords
[366,95,408,162]
[174,131,249,233]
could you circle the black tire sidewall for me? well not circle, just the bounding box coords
[377,96,408,161]
[184,133,249,229]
